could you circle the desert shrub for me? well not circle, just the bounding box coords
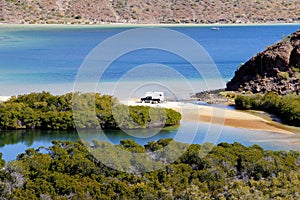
[2,140,300,199]
[277,72,289,80]
[278,94,300,126]
[235,93,300,126]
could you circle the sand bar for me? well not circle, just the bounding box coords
[1,22,299,30]
[0,95,295,134]
[123,100,295,135]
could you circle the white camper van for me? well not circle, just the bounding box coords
[141,92,164,103]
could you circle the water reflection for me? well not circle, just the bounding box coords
[0,123,300,163]
[0,129,79,147]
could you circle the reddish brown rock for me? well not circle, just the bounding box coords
[226,30,300,95]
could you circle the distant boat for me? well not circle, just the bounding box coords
[210,27,220,31]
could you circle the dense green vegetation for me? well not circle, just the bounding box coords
[235,92,300,126]
[0,92,181,130]
[0,140,300,199]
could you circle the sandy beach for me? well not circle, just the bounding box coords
[0,96,11,102]
[1,22,299,30]
[123,100,295,135]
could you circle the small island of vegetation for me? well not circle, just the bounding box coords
[0,92,181,130]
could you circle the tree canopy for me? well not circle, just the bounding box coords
[0,140,299,199]
[0,92,181,130]
[235,92,300,126]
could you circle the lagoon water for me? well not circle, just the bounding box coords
[1,24,300,162]
[1,121,300,162]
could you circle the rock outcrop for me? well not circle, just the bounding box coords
[193,89,228,104]
[226,29,300,95]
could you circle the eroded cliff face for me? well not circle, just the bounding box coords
[226,30,300,95]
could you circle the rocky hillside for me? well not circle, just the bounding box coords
[0,0,300,24]
[226,29,300,95]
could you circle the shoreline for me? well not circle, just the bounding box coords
[123,100,296,135]
[184,104,296,135]
[1,95,297,135]
[0,22,299,29]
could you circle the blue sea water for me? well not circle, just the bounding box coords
[0,24,299,95]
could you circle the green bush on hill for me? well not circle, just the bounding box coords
[235,92,300,126]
